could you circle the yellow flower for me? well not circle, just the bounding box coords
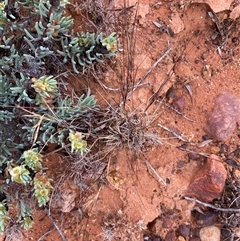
[23,149,42,171]
[0,2,5,11]
[69,130,88,154]
[9,166,31,184]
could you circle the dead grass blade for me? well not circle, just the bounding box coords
[45,210,67,241]
[142,154,166,186]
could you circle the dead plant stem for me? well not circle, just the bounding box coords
[125,41,171,101]
[157,123,190,142]
[142,154,166,186]
[157,100,195,122]
[184,196,240,212]
[37,228,53,241]
[45,210,68,241]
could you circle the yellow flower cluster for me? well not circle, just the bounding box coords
[69,130,88,154]
[23,149,42,171]
[31,75,58,104]
[9,166,31,184]
[34,174,52,207]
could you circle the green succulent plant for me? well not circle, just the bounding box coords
[69,130,88,154]
[59,32,118,73]
[33,174,52,207]
[23,149,42,172]
[9,165,32,185]
[0,0,116,234]
[31,75,58,104]
[0,201,9,234]
[17,200,33,230]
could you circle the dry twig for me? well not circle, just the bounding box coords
[184,196,240,212]
[37,228,53,241]
[125,41,171,101]
[142,154,166,186]
[158,123,191,142]
[45,210,67,241]
[157,100,195,122]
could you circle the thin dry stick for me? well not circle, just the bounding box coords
[125,41,171,101]
[83,186,102,210]
[37,228,53,241]
[158,123,191,142]
[142,154,166,186]
[95,79,120,91]
[43,144,70,158]
[178,146,210,158]
[184,196,240,212]
[157,100,195,122]
[45,210,67,241]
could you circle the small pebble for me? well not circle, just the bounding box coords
[212,39,220,45]
[186,154,227,202]
[177,160,187,169]
[225,159,240,168]
[232,37,238,43]
[199,226,220,241]
[210,146,220,154]
[165,230,177,241]
[162,217,174,229]
[153,238,162,241]
[189,237,201,241]
[232,148,240,158]
[171,96,185,112]
[178,224,190,238]
[220,143,229,153]
[221,228,232,238]
[206,92,240,141]
[194,210,218,226]
[202,135,209,141]
[188,152,200,160]
[178,236,186,241]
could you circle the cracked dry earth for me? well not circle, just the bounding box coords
[2,0,240,240]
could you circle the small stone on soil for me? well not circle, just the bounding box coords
[177,224,191,238]
[193,209,218,227]
[188,152,200,160]
[225,159,240,168]
[177,235,186,241]
[186,154,227,202]
[177,160,188,169]
[165,230,177,241]
[172,96,185,113]
[199,226,221,241]
[206,92,240,141]
[210,146,220,154]
[162,216,174,229]
[221,228,232,238]
[189,237,201,241]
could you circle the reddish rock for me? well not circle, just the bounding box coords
[177,224,191,238]
[206,92,240,141]
[172,96,185,112]
[165,230,177,241]
[189,237,201,241]
[186,154,227,202]
[193,209,218,227]
[162,216,174,229]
